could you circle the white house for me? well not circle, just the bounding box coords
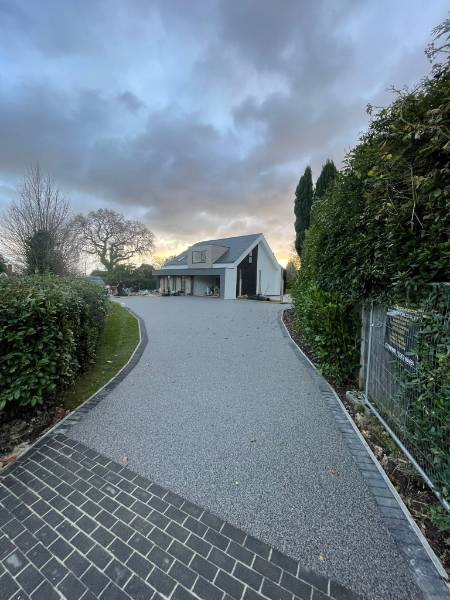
[153,233,284,300]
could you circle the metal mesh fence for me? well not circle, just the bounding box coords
[364,284,450,509]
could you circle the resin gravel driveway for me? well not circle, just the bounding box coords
[70,297,422,599]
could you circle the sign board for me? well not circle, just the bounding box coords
[384,307,418,368]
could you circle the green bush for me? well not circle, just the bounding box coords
[291,213,360,385]
[292,41,449,385]
[292,277,360,385]
[0,276,108,412]
[312,66,450,305]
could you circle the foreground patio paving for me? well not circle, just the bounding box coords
[0,433,358,600]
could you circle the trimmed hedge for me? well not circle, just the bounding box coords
[0,276,108,411]
[292,199,361,385]
[292,40,449,384]
[310,66,450,305]
[292,278,360,386]
[291,275,362,386]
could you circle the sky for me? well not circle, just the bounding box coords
[0,0,448,266]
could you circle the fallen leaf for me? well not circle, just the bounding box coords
[1,454,17,466]
[319,553,326,561]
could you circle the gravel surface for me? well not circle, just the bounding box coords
[71,297,422,599]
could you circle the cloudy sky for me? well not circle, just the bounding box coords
[0,1,447,264]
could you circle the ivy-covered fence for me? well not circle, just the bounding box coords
[363,285,450,505]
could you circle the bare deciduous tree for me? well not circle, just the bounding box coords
[73,209,154,272]
[2,165,80,274]
[286,255,300,284]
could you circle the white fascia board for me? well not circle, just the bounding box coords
[164,263,233,270]
[162,265,188,270]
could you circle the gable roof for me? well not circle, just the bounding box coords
[163,233,262,266]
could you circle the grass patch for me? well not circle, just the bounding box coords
[63,301,139,411]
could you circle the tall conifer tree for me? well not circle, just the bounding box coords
[314,159,338,202]
[294,166,313,257]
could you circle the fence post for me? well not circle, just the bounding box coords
[359,303,368,390]
[364,301,374,406]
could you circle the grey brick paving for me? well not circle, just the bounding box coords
[0,433,360,600]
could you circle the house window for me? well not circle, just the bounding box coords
[192,250,206,263]
[248,250,253,264]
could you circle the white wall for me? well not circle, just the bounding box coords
[256,242,282,296]
[223,268,237,299]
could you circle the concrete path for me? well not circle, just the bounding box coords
[68,297,425,599]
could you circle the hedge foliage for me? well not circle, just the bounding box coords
[292,278,360,385]
[311,65,450,305]
[292,40,449,384]
[0,276,108,412]
[400,285,450,499]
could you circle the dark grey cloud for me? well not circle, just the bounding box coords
[0,0,106,57]
[0,0,448,259]
[118,91,146,113]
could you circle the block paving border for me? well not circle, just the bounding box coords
[279,310,449,600]
[0,433,362,600]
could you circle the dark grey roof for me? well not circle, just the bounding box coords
[163,233,261,266]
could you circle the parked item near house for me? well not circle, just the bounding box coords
[153,233,284,300]
[116,282,128,296]
[248,294,271,301]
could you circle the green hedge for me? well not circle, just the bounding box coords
[311,66,450,305]
[0,276,108,411]
[291,205,361,385]
[292,43,449,384]
[292,278,360,386]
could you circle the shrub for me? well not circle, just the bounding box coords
[292,38,449,385]
[312,66,450,305]
[291,203,361,385]
[291,277,360,385]
[0,276,108,411]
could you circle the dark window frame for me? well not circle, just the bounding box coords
[192,250,206,263]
